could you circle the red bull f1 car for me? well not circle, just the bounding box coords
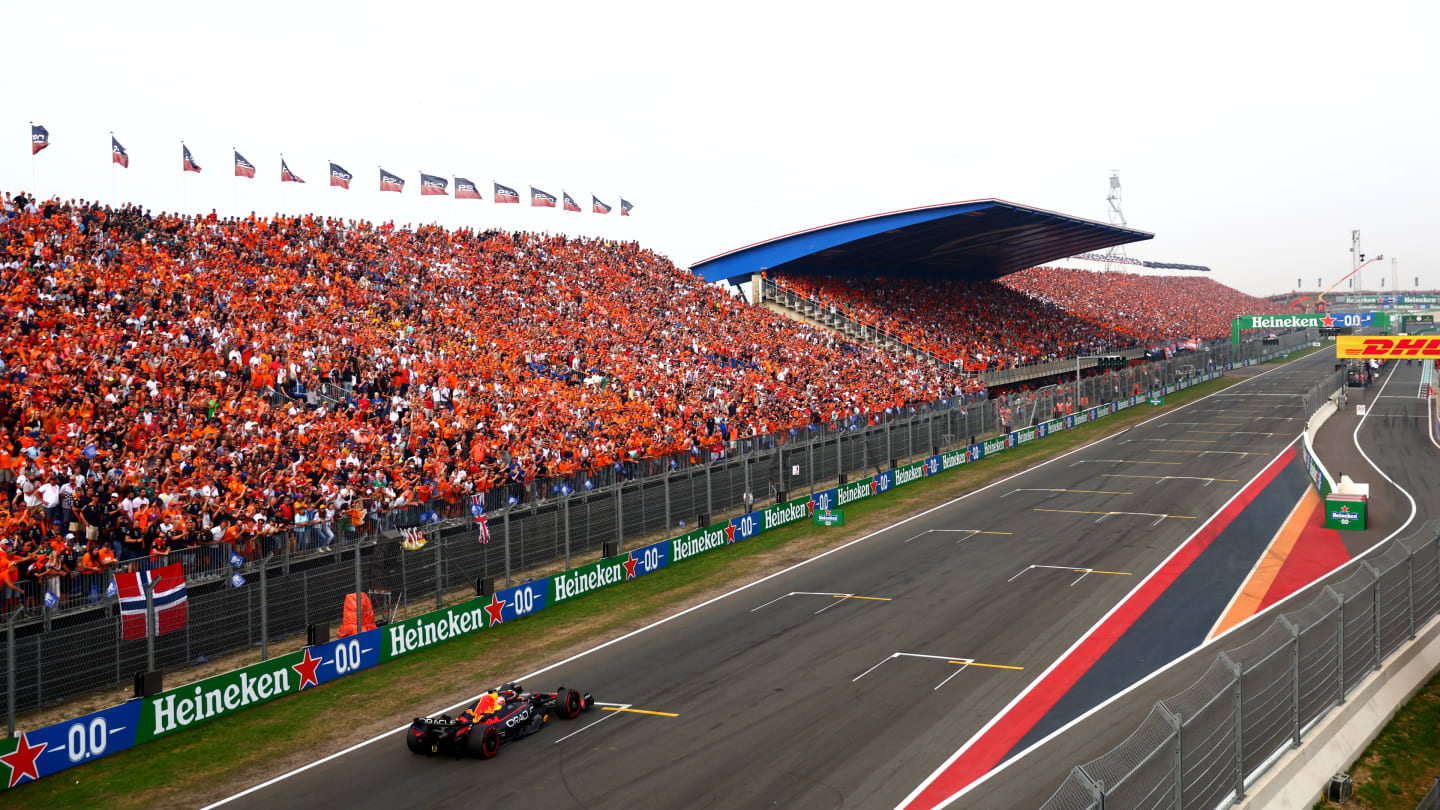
[407,682,595,758]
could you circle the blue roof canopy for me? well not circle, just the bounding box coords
[689,199,1154,284]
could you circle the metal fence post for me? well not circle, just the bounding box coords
[705,459,713,522]
[1330,587,1346,703]
[563,494,572,569]
[354,540,364,637]
[6,608,20,738]
[260,553,270,662]
[807,435,815,497]
[144,575,157,674]
[434,534,443,609]
[1283,615,1301,748]
[503,504,512,588]
[1161,703,1183,808]
[1367,563,1381,671]
[1227,654,1245,800]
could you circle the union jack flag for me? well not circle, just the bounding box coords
[379,168,404,192]
[183,144,202,173]
[280,158,304,183]
[592,195,611,214]
[620,198,633,216]
[473,497,490,544]
[531,187,557,208]
[111,136,129,168]
[494,183,520,204]
[562,192,581,212]
[234,150,256,178]
[420,173,448,196]
[455,177,483,199]
[30,124,49,155]
[329,162,352,189]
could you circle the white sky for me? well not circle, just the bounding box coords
[2,0,1436,297]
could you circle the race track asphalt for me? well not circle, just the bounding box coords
[219,350,1359,810]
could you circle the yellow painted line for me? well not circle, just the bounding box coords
[600,707,680,717]
[1071,569,1132,576]
[1102,474,1239,482]
[1148,449,1267,455]
[947,661,1025,670]
[1158,439,1216,443]
[973,531,1014,535]
[831,594,893,601]
[1034,508,1196,519]
[1113,460,1182,465]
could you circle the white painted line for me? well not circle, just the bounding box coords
[903,529,985,543]
[552,702,631,744]
[750,592,795,612]
[814,597,849,615]
[1006,565,1035,583]
[854,653,900,682]
[934,665,970,691]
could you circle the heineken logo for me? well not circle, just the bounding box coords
[942,450,966,469]
[150,665,294,735]
[837,479,872,506]
[388,604,487,655]
[1013,427,1038,446]
[672,526,728,563]
[895,464,926,486]
[1248,315,1317,328]
[763,500,809,530]
[983,437,1006,455]
[553,560,626,603]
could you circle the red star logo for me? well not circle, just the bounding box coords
[623,553,638,579]
[292,647,322,691]
[484,593,507,626]
[870,479,879,494]
[806,497,816,515]
[1,733,47,788]
[724,523,736,543]
[1321,313,1337,327]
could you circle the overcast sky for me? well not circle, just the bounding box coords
[2,0,1436,297]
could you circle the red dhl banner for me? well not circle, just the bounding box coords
[1337,336,1440,358]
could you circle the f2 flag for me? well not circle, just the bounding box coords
[494,183,520,204]
[621,198,633,217]
[234,150,256,179]
[30,124,49,155]
[183,144,202,173]
[592,194,611,214]
[379,168,404,192]
[281,158,304,183]
[455,177,483,199]
[562,192,581,212]
[116,562,188,641]
[330,162,352,189]
[531,187,557,208]
[420,173,448,196]
[111,136,129,168]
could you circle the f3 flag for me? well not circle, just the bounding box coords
[455,177,483,199]
[621,198,633,216]
[329,162,352,189]
[379,168,404,192]
[531,186,557,208]
[116,562,188,641]
[592,194,611,214]
[420,173,448,196]
[111,136,129,168]
[562,191,581,212]
[30,124,49,155]
[183,144,202,173]
[494,182,520,204]
[234,150,256,179]
[281,158,304,183]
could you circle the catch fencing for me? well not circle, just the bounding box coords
[1,334,1312,724]
[1040,518,1440,810]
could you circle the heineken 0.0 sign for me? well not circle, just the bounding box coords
[813,509,845,527]
[1148,394,1164,406]
[1323,495,1367,531]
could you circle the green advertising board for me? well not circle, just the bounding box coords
[1149,393,1164,406]
[813,509,844,527]
[1324,496,1367,531]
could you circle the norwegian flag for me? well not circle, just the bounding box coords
[592,195,611,214]
[234,150,256,178]
[455,177,483,199]
[620,198,633,217]
[531,187,557,208]
[329,162,352,188]
[420,173,448,196]
[474,499,491,544]
[379,168,404,192]
[562,192,581,212]
[30,124,49,155]
[183,144,202,173]
[494,182,520,204]
[111,136,129,168]
[280,158,304,183]
[116,563,188,641]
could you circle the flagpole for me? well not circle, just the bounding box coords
[279,153,285,214]
[232,146,238,219]
[28,122,36,198]
[181,141,188,213]
[110,131,116,203]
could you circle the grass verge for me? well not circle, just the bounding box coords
[6,374,1250,809]
[1318,669,1440,809]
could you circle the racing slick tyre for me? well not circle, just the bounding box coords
[406,725,428,755]
[467,725,501,759]
[559,688,584,719]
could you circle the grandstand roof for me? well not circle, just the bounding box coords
[689,199,1154,284]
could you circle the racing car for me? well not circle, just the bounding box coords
[407,682,595,758]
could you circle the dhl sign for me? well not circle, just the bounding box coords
[1336,336,1440,358]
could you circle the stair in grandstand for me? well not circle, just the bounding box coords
[1420,359,1434,400]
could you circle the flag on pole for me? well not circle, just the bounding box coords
[111,136,129,168]
[116,562,188,641]
[234,150,256,178]
[379,168,404,192]
[473,498,490,544]
[420,173,448,196]
[329,162,352,188]
[592,195,611,214]
[494,183,520,204]
[620,198,633,216]
[280,158,304,183]
[43,590,58,610]
[30,124,49,155]
[531,187,557,208]
[182,145,202,173]
[562,192,582,212]
[455,177,483,199]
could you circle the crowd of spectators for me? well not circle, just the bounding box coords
[1001,267,1287,342]
[771,274,1138,371]
[0,191,979,602]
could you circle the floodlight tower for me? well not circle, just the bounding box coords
[1103,172,1127,272]
[1351,230,1362,293]
[1392,257,1398,294]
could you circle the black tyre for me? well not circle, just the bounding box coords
[559,688,583,719]
[467,725,501,759]
[406,726,428,755]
